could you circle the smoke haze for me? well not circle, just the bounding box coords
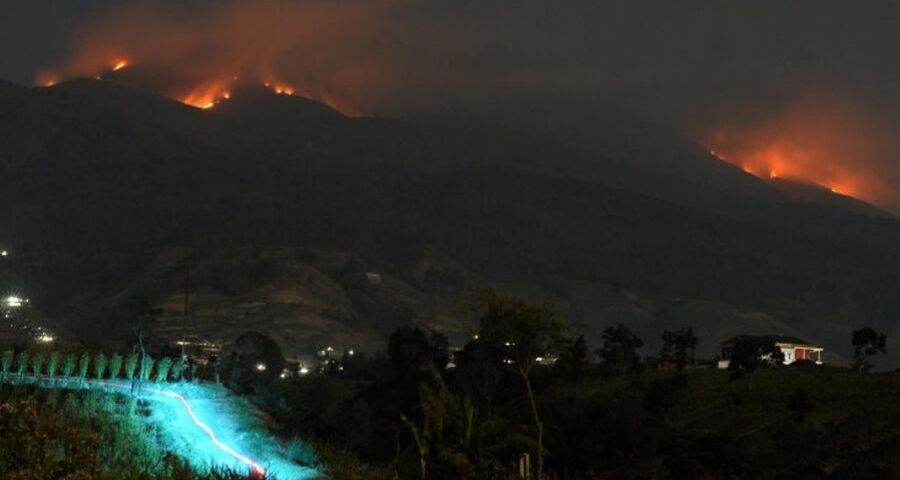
[4,0,898,210]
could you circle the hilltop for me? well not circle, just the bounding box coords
[0,78,898,363]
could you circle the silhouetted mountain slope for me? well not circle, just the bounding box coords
[1,78,898,363]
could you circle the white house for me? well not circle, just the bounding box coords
[718,335,824,369]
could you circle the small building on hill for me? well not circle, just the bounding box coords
[718,335,824,369]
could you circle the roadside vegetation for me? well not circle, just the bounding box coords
[218,289,898,479]
[0,384,253,480]
[1,288,896,479]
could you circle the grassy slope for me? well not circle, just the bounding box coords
[569,366,900,478]
[0,380,322,480]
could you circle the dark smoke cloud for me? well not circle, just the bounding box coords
[2,0,898,209]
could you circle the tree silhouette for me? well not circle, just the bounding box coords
[47,352,60,379]
[124,353,139,381]
[78,353,90,385]
[31,352,44,379]
[851,328,886,373]
[727,337,784,390]
[1,350,13,378]
[108,353,123,380]
[94,353,108,380]
[661,328,698,370]
[15,351,29,379]
[127,295,161,393]
[477,288,563,480]
[555,334,589,382]
[598,324,644,374]
[156,357,172,383]
[62,354,77,379]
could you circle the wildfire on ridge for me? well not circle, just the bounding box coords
[112,60,129,71]
[181,79,235,109]
[708,140,864,200]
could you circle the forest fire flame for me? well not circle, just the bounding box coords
[706,102,899,210]
[32,1,376,117]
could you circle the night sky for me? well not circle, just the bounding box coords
[2,0,897,209]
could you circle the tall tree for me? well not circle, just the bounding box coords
[660,328,698,370]
[402,364,522,479]
[851,328,887,373]
[476,288,564,480]
[598,324,644,374]
[727,337,784,390]
[127,295,161,393]
[554,334,589,382]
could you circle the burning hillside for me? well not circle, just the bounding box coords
[34,1,378,116]
[706,99,899,208]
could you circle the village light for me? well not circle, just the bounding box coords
[299,366,310,375]
[347,349,355,356]
[37,334,54,343]
[0,250,7,257]
[255,363,267,372]
[4,296,24,308]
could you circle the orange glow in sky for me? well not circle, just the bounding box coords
[706,101,899,210]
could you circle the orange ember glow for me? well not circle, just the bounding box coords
[180,79,234,109]
[706,101,899,209]
[34,1,374,118]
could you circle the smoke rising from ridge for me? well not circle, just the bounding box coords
[29,0,900,211]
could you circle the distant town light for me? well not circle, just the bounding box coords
[347,349,355,356]
[255,363,267,372]
[4,296,24,308]
[279,372,287,379]
[299,366,310,375]
[0,250,7,257]
[37,334,54,343]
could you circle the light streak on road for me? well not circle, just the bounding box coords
[158,389,267,476]
[88,379,267,477]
